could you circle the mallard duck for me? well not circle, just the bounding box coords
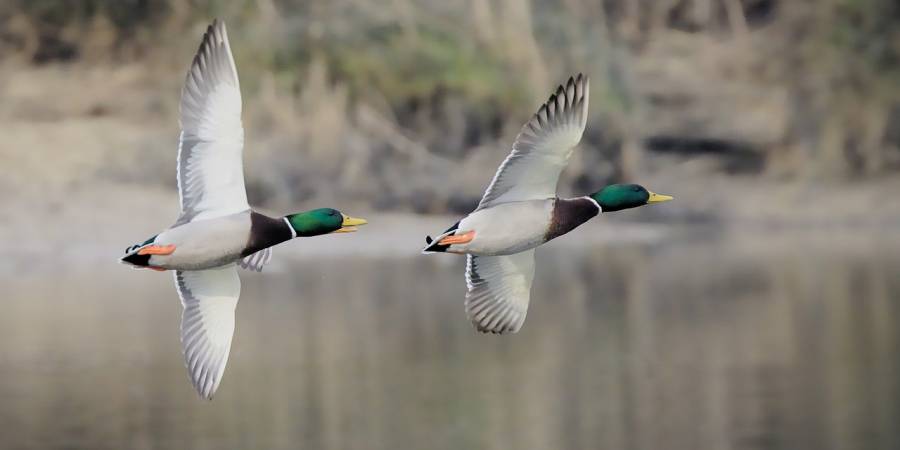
[119,20,367,399]
[423,74,672,334]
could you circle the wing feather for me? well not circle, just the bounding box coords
[174,19,248,226]
[464,250,536,334]
[476,75,589,210]
[238,247,272,272]
[174,265,240,399]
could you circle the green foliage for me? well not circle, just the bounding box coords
[10,0,170,36]
[326,27,518,107]
[829,0,900,87]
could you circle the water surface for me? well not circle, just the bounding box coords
[1,227,898,450]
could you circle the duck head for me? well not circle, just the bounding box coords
[285,208,368,237]
[589,184,673,212]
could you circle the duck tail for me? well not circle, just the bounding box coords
[422,221,460,254]
[119,235,158,268]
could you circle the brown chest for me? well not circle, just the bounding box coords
[545,197,600,241]
[242,211,294,257]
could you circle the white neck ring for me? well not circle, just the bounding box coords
[284,217,298,238]
[584,196,602,213]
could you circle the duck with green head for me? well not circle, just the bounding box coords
[119,20,366,400]
[423,74,672,334]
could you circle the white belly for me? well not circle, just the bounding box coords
[149,213,251,270]
[451,200,553,256]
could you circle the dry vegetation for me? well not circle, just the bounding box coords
[1,0,898,221]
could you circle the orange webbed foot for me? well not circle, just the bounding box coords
[438,230,476,246]
[137,244,176,256]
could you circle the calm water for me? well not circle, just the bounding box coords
[1,227,899,450]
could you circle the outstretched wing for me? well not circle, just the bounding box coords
[238,247,273,272]
[174,19,248,226]
[476,74,589,210]
[464,250,536,334]
[175,265,240,399]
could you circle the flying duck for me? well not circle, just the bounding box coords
[120,20,367,399]
[423,74,672,334]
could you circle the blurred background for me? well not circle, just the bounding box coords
[1,1,899,449]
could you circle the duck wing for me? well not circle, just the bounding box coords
[174,20,248,226]
[464,250,535,334]
[238,247,273,272]
[476,75,589,211]
[175,265,240,399]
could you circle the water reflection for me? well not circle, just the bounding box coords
[0,231,898,450]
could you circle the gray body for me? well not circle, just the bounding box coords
[149,211,252,270]
[445,197,600,256]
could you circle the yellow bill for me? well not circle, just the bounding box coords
[334,214,368,233]
[647,192,674,203]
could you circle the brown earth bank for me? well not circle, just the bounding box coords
[1,1,899,218]
[1,62,897,228]
[2,0,899,256]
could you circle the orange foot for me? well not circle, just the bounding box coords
[138,244,176,256]
[438,230,476,246]
[147,266,167,272]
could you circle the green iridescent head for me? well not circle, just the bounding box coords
[589,184,673,212]
[285,208,368,237]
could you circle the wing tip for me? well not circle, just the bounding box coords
[207,18,227,41]
[561,72,589,114]
[468,300,524,334]
[200,380,219,400]
[472,321,523,334]
[210,18,229,47]
[183,17,237,92]
[192,383,217,400]
[184,347,224,401]
[520,72,590,136]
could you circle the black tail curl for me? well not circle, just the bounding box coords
[422,221,460,253]
[120,234,158,267]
